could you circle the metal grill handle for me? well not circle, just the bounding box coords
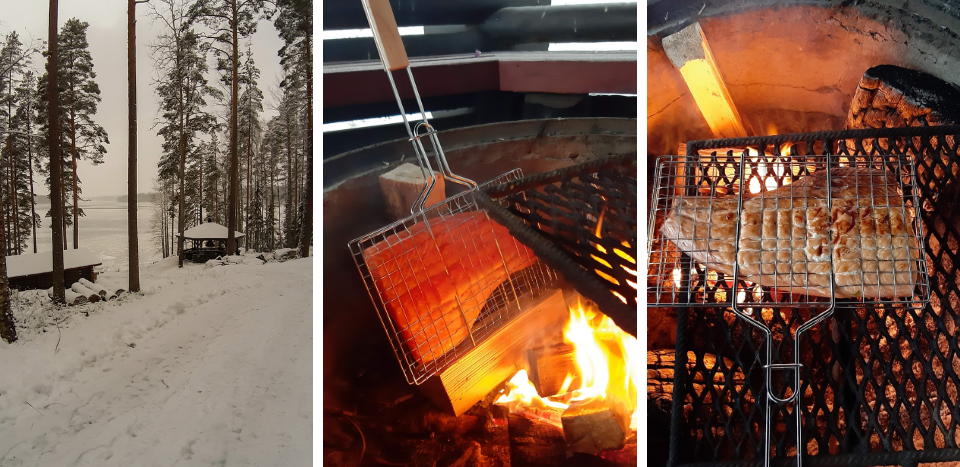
[361,0,477,217]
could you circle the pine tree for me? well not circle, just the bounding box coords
[152,0,222,267]
[272,0,311,257]
[59,19,108,250]
[190,0,265,256]
[12,72,42,254]
[237,46,261,248]
[46,0,67,306]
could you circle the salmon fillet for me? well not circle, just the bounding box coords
[364,211,537,366]
[661,167,920,299]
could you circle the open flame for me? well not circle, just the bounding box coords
[495,301,639,431]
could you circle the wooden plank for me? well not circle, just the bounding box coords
[560,398,629,455]
[526,343,580,398]
[419,289,568,416]
[323,60,500,108]
[499,59,637,95]
[323,52,636,108]
[661,22,746,139]
[379,163,446,220]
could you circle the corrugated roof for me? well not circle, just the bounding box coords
[6,248,102,278]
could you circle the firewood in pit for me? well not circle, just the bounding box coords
[526,343,581,398]
[846,65,960,130]
[560,398,630,455]
[379,162,446,221]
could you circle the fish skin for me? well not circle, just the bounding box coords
[662,167,920,299]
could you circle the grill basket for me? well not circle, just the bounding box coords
[350,170,558,385]
[647,126,960,467]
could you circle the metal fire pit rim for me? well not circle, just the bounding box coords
[477,153,638,336]
[324,117,639,190]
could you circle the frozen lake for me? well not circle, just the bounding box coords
[29,199,163,273]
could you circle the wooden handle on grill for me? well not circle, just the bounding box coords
[361,0,409,71]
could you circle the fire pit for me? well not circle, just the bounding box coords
[324,118,638,467]
[646,2,960,466]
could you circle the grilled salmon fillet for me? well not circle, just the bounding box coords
[661,167,920,299]
[364,211,537,366]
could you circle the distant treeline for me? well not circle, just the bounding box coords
[117,193,159,203]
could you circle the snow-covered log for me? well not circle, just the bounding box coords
[47,288,87,306]
[96,281,125,298]
[274,248,297,260]
[71,283,101,303]
[78,278,110,299]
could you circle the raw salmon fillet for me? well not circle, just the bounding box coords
[364,211,537,366]
[661,167,920,299]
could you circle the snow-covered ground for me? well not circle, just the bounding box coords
[0,254,312,466]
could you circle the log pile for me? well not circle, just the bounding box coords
[48,279,125,306]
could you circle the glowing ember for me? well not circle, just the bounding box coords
[592,211,637,304]
[673,268,682,288]
[495,301,639,431]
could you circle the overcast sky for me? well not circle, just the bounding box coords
[0,0,284,199]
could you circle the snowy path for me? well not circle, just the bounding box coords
[0,257,312,466]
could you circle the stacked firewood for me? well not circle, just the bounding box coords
[47,279,125,306]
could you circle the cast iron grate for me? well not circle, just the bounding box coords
[477,155,638,336]
[658,126,960,467]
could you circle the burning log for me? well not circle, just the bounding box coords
[507,412,566,467]
[526,343,580,398]
[662,22,746,139]
[420,290,567,416]
[560,398,630,455]
[379,162,446,220]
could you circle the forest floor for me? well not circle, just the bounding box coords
[0,253,312,466]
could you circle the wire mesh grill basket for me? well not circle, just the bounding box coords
[649,126,960,467]
[350,172,557,385]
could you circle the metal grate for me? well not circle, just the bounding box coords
[655,126,960,467]
[478,155,638,336]
[349,169,557,385]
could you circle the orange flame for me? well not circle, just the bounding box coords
[495,301,639,431]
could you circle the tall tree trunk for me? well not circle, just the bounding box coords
[70,69,79,250]
[7,66,17,255]
[27,101,37,254]
[225,0,239,256]
[8,135,17,255]
[284,110,292,247]
[47,0,66,304]
[198,148,203,223]
[298,28,312,258]
[245,115,251,249]
[177,131,186,268]
[127,0,140,292]
[0,137,12,342]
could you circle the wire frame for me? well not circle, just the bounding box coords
[660,126,960,467]
[647,141,929,313]
[349,169,557,385]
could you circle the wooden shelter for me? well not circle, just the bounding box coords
[6,248,102,291]
[179,222,245,263]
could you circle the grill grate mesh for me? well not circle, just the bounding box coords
[478,155,638,335]
[657,126,960,466]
